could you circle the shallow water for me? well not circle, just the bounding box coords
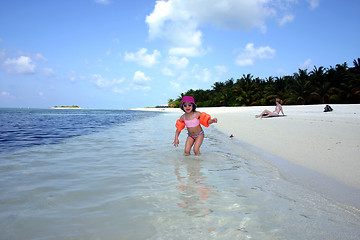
[0,109,359,239]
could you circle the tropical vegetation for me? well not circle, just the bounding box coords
[168,58,360,107]
[51,105,80,109]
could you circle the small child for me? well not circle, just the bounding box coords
[173,96,217,155]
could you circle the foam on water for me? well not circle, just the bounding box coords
[0,110,359,239]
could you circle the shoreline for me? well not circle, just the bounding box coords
[133,104,360,209]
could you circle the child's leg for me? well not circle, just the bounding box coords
[184,136,195,155]
[193,133,204,155]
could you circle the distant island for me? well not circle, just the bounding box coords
[50,105,82,109]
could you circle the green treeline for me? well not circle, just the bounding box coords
[168,58,360,107]
[52,105,80,108]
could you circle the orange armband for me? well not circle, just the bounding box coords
[200,112,211,127]
[175,119,185,132]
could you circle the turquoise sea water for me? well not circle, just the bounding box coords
[0,109,359,239]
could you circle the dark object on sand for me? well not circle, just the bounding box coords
[258,114,287,118]
[324,105,333,112]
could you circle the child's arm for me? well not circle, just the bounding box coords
[200,112,217,125]
[208,117,218,124]
[199,112,216,127]
[173,130,180,147]
[173,116,184,147]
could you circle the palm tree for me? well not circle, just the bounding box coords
[212,82,225,92]
[233,74,257,106]
[353,58,360,69]
[170,58,360,107]
[309,66,329,103]
[291,69,310,104]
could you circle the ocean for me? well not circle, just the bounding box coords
[0,108,359,240]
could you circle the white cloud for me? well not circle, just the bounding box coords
[1,91,10,96]
[3,56,36,74]
[112,38,120,44]
[89,72,151,93]
[92,74,124,87]
[94,0,110,5]
[306,0,320,10]
[38,92,46,99]
[133,71,151,84]
[167,64,214,92]
[169,47,205,57]
[300,58,312,69]
[279,14,295,26]
[34,53,47,61]
[194,67,211,82]
[146,0,278,57]
[276,68,289,76]
[133,84,151,91]
[1,91,15,99]
[124,48,161,68]
[69,70,77,82]
[214,65,228,75]
[0,49,5,59]
[162,67,175,77]
[235,43,276,66]
[214,65,229,82]
[182,0,272,31]
[167,56,189,69]
[145,0,206,57]
[112,86,129,94]
[160,56,189,77]
[170,80,180,90]
[132,71,152,91]
[43,67,55,76]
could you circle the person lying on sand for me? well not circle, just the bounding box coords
[256,99,285,118]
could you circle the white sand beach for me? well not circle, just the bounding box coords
[135,104,360,206]
[203,104,360,189]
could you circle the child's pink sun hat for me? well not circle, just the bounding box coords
[181,96,196,107]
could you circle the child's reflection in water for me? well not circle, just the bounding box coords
[175,158,212,217]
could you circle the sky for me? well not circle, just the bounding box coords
[0,0,359,108]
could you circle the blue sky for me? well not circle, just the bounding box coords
[1,0,359,108]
